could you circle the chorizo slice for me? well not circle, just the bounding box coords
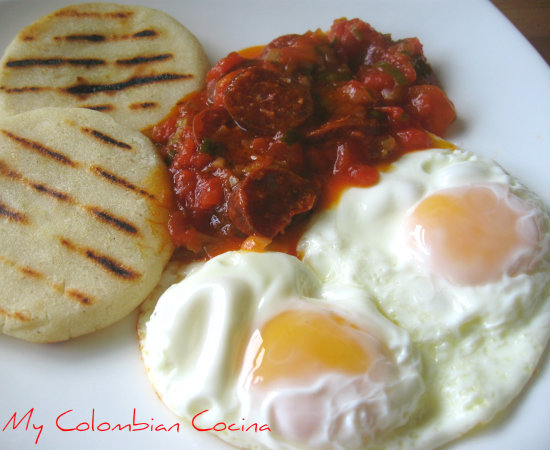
[192,106,232,146]
[307,115,374,139]
[222,66,313,135]
[261,34,302,55]
[228,167,316,238]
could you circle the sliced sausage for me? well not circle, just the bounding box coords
[222,66,313,135]
[261,34,302,54]
[192,106,232,146]
[307,114,377,140]
[228,167,316,238]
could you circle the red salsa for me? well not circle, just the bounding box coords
[151,17,456,259]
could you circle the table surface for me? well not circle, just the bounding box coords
[491,0,550,65]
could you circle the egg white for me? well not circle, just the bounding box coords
[139,251,425,450]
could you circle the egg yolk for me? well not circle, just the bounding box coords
[407,184,539,285]
[244,309,371,387]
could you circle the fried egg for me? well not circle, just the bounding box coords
[139,251,425,450]
[298,147,550,448]
[299,148,550,341]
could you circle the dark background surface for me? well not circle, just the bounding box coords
[491,0,550,65]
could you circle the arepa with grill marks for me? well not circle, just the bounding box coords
[0,2,209,131]
[0,107,173,342]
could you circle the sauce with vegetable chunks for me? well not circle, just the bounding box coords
[151,17,456,259]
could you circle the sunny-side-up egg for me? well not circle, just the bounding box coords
[138,251,426,450]
[298,147,550,448]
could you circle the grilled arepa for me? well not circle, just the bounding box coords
[0,2,209,131]
[0,107,174,342]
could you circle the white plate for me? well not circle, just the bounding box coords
[0,0,548,449]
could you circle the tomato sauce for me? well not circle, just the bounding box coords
[151,17,456,260]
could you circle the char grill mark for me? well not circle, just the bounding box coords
[31,183,72,202]
[129,102,157,110]
[0,159,140,235]
[66,289,93,305]
[0,86,44,93]
[0,130,77,166]
[0,254,94,305]
[0,160,20,180]
[54,10,134,19]
[19,266,42,278]
[85,250,139,280]
[116,54,172,66]
[0,201,28,224]
[5,58,105,68]
[84,104,114,112]
[90,165,156,200]
[87,207,139,235]
[53,28,159,42]
[81,127,132,150]
[0,159,73,202]
[133,29,157,38]
[59,237,141,280]
[64,34,106,42]
[0,305,30,322]
[64,73,192,96]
